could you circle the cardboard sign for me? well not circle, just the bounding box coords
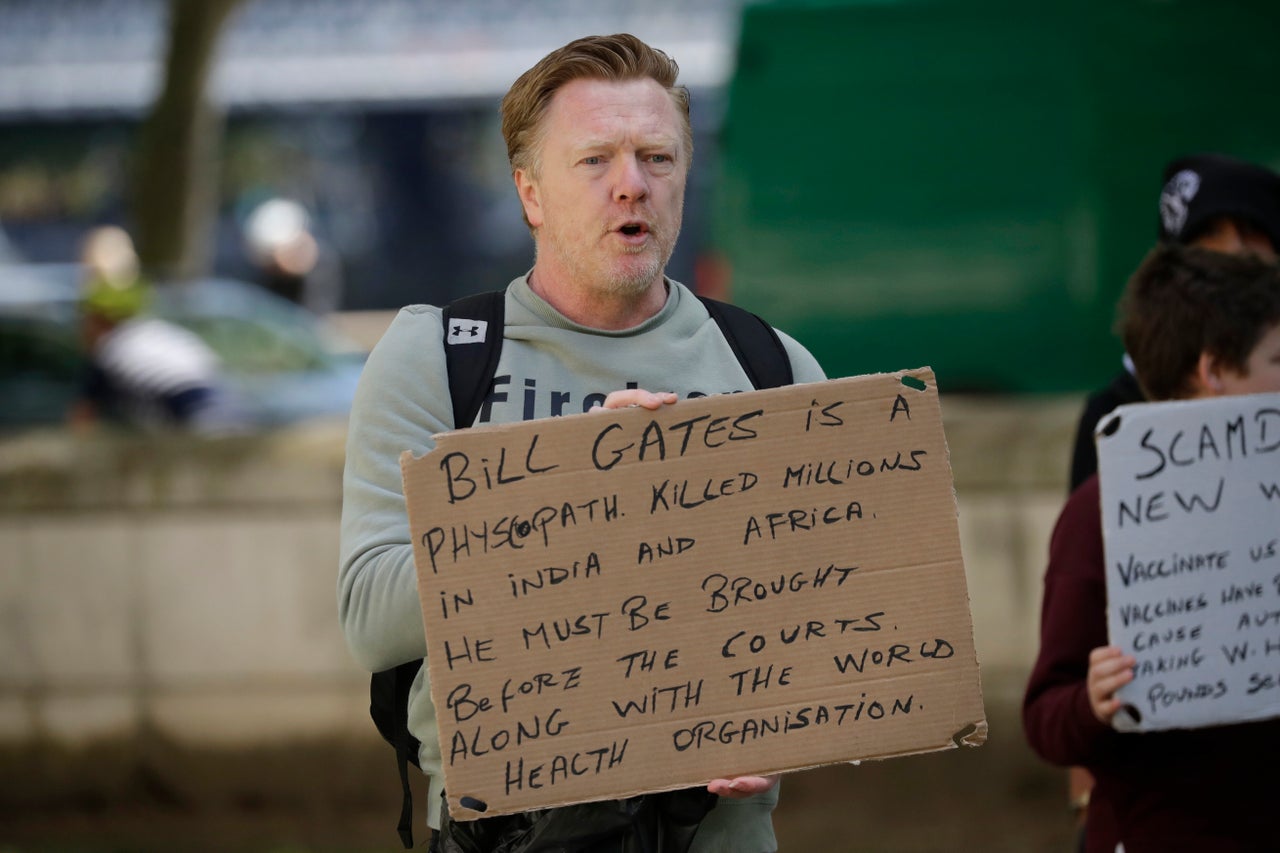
[401,369,986,820]
[1097,392,1280,732]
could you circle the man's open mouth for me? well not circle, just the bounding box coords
[618,223,647,236]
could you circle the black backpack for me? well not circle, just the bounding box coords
[370,289,794,849]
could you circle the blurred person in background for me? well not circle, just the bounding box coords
[1026,244,1280,853]
[1061,152,1280,845]
[242,196,341,316]
[71,225,237,433]
[339,33,825,853]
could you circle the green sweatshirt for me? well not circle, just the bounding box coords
[338,275,827,851]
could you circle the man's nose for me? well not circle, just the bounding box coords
[612,156,649,202]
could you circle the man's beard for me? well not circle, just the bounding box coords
[539,216,681,298]
[599,242,668,297]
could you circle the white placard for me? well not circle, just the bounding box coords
[1097,392,1280,731]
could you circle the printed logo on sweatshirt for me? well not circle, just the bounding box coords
[474,376,747,424]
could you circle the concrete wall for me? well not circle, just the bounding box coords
[0,420,365,750]
[0,395,1081,792]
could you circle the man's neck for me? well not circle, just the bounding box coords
[527,269,668,330]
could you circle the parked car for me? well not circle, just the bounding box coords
[0,263,366,430]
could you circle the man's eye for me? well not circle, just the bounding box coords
[650,154,670,163]
[582,156,602,165]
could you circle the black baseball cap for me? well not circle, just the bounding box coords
[1157,152,1280,251]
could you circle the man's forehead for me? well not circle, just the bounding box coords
[545,78,682,140]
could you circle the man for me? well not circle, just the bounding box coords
[338,34,825,851]
[1067,152,1280,492]
[241,196,341,316]
[1025,245,1280,851]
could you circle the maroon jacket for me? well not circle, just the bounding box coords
[1022,475,1280,853]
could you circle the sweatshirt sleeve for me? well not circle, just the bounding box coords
[338,306,454,673]
[1022,476,1121,766]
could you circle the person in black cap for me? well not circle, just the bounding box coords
[1066,152,1280,493]
[1060,152,1280,850]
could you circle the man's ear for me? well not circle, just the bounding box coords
[514,169,544,229]
[1195,351,1227,396]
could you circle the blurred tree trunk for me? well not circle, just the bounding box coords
[132,0,245,281]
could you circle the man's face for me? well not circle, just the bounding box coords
[516,77,687,298]
[1218,322,1280,395]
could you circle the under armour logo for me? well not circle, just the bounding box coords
[446,318,488,345]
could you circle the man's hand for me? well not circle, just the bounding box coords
[589,389,678,412]
[1087,645,1136,724]
[705,775,779,799]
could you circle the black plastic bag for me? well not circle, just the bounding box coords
[433,788,719,853]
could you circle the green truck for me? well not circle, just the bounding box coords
[711,0,1279,393]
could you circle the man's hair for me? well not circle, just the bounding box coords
[500,33,692,179]
[1119,244,1280,400]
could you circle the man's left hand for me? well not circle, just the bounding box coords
[705,775,779,799]
[589,389,677,412]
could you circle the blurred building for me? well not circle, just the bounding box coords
[0,0,746,309]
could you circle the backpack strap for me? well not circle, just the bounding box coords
[697,295,794,390]
[369,659,422,849]
[391,662,420,849]
[441,290,507,428]
[442,291,788,416]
